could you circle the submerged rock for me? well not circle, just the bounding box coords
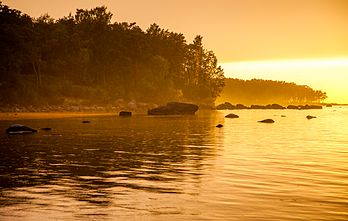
[306,115,317,119]
[82,120,91,123]
[119,111,132,117]
[225,113,239,118]
[216,124,223,128]
[40,127,52,131]
[148,102,199,115]
[258,119,275,123]
[6,124,37,134]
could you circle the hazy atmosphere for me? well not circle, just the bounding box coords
[1,1,347,220]
[4,0,348,103]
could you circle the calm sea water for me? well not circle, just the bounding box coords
[0,107,347,220]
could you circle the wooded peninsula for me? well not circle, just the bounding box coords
[217,78,327,105]
[0,3,327,111]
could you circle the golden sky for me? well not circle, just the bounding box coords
[3,0,348,103]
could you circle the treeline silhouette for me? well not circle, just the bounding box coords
[0,3,225,106]
[217,78,327,105]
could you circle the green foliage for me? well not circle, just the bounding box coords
[218,78,327,105]
[0,3,225,106]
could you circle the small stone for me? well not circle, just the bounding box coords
[216,124,223,128]
[225,113,239,118]
[306,115,316,119]
[258,119,275,123]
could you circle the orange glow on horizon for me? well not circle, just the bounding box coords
[220,57,348,103]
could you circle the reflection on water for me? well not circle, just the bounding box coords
[0,108,347,220]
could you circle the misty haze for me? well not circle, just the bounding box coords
[1,1,347,221]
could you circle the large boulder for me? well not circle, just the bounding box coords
[148,102,199,115]
[216,102,235,110]
[6,124,37,134]
[119,111,132,117]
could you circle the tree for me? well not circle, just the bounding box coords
[183,35,225,103]
[0,3,226,106]
[218,78,327,105]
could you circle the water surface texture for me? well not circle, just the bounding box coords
[0,108,347,220]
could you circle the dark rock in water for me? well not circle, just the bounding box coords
[148,102,199,115]
[258,119,275,123]
[225,113,239,118]
[281,115,286,117]
[266,104,285,109]
[40,127,52,131]
[287,105,299,110]
[119,111,132,117]
[216,102,235,110]
[306,115,316,119]
[299,105,322,110]
[216,124,223,128]
[6,124,37,134]
[82,120,91,123]
[235,104,249,109]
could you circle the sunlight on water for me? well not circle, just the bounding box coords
[0,107,347,220]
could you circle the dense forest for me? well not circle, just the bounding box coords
[216,78,327,105]
[0,2,225,107]
[0,2,328,111]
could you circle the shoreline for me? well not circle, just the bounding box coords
[0,112,118,121]
[0,104,345,121]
